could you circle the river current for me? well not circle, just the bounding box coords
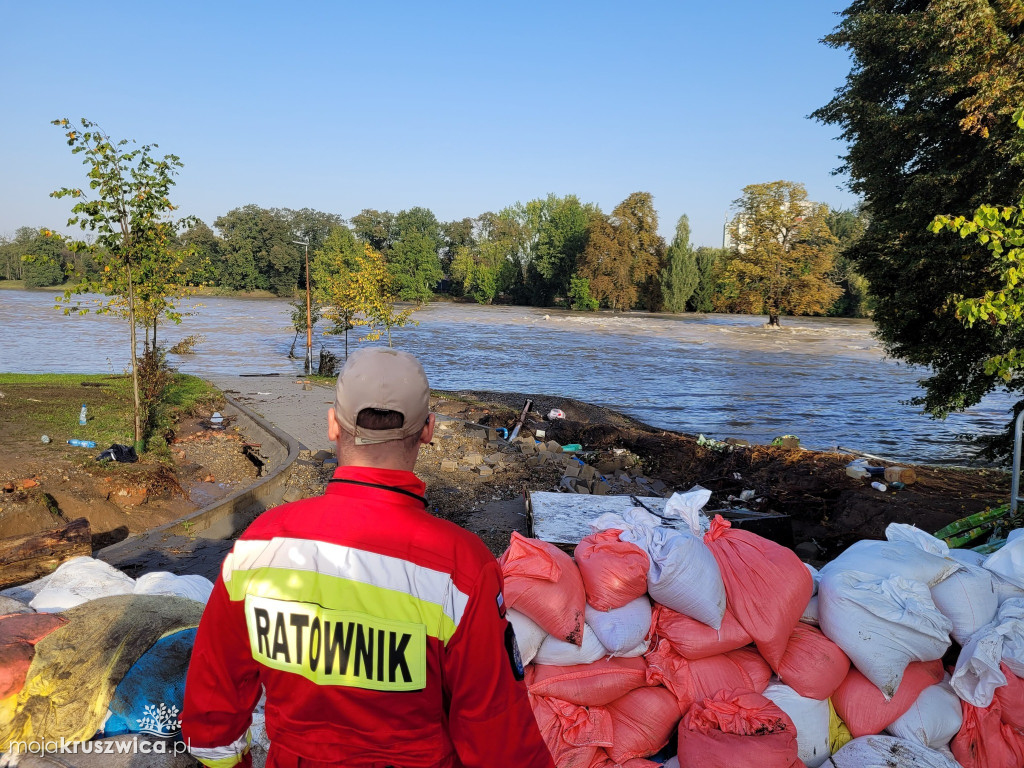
[0,289,1015,464]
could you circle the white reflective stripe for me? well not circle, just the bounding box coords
[189,730,250,761]
[223,537,470,629]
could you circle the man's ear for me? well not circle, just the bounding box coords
[328,407,341,442]
[420,413,435,445]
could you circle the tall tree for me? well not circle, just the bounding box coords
[727,181,840,326]
[440,218,476,277]
[0,227,37,281]
[661,215,699,313]
[312,225,363,358]
[351,209,397,254]
[813,0,1024,426]
[690,247,727,313]
[389,208,442,301]
[577,211,633,310]
[826,207,871,318]
[19,230,69,287]
[215,205,297,295]
[613,192,667,311]
[179,221,222,286]
[534,195,592,304]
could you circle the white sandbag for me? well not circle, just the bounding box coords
[994,573,1024,605]
[984,528,1024,589]
[615,638,650,658]
[951,597,1024,705]
[827,735,962,768]
[807,563,821,595]
[663,486,712,536]
[0,595,34,615]
[27,556,135,612]
[885,679,962,751]
[133,572,214,603]
[818,570,952,698]
[950,548,987,567]
[534,623,608,666]
[585,597,651,655]
[886,523,949,556]
[663,758,679,768]
[644,525,726,630]
[929,562,998,644]
[819,539,961,588]
[801,594,820,626]
[507,608,546,665]
[590,507,662,540]
[763,682,831,768]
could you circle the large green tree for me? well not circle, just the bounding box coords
[813,0,1024,430]
[614,192,666,312]
[215,205,297,295]
[534,194,592,304]
[826,207,871,318]
[727,181,841,326]
[351,209,397,253]
[661,214,699,313]
[389,208,443,301]
[690,247,727,313]
[578,211,633,310]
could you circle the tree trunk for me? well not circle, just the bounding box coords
[768,312,781,326]
[126,264,143,444]
[153,315,157,350]
[0,517,92,590]
[144,320,150,355]
[289,331,299,358]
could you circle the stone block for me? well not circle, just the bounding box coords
[478,466,494,477]
[485,453,503,466]
[545,440,562,453]
[651,479,667,493]
[574,485,591,495]
[441,460,458,472]
[725,437,750,447]
[592,481,611,496]
[527,456,543,468]
[580,464,596,482]
[464,453,484,466]
[778,436,800,449]
[520,441,537,455]
[487,428,499,441]
[559,476,576,491]
[486,441,503,450]
[563,463,581,479]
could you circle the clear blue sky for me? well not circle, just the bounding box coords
[0,1,859,248]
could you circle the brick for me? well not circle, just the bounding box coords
[441,460,458,472]
[464,453,484,466]
[574,485,591,495]
[520,441,537,455]
[487,428,499,441]
[546,440,562,453]
[580,464,596,482]
[651,479,667,493]
[527,456,543,468]
[485,453,503,465]
[563,463,581,479]
[478,466,494,477]
[592,481,611,496]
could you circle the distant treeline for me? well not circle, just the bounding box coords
[0,192,870,317]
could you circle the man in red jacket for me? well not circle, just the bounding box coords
[182,347,554,768]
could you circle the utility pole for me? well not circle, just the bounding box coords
[292,238,313,373]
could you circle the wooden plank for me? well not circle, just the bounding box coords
[0,517,92,589]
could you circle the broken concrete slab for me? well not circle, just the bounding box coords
[580,464,596,482]
[441,460,458,472]
[478,466,494,477]
[464,453,484,466]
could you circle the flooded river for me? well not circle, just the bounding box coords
[0,289,1014,463]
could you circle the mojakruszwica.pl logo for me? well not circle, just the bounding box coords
[137,702,182,737]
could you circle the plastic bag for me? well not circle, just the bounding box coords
[677,689,801,768]
[763,683,832,768]
[662,486,712,536]
[575,530,649,611]
[133,572,214,603]
[984,528,1024,590]
[499,532,586,644]
[508,608,547,666]
[885,678,962,751]
[585,597,651,656]
[818,570,951,698]
[831,660,944,738]
[530,694,613,768]
[704,515,813,669]
[94,443,138,463]
[646,525,726,630]
[929,561,998,645]
[830,735,963,768]
[652,603,751,660]
[775,622,850,701]
[526,656,648,706]
[829,699,853,754]
[605,686,680,763]
[535,623,608,666]
[26,557,136,612]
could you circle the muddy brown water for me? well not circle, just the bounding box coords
[0,289,1014,463]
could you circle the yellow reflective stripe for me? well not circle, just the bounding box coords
[223,537,469,631]
[191,730,251,768]
[225,566,459,643]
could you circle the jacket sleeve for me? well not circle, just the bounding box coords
[182,575,261,768]
[443,559,555,768]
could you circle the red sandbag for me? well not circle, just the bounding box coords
[652,603,751,660]
[952,698,1024,768]
[589,754,659,768]
[704,516,813,669]
[831,660,943,738]
[526,657,649,706]
[775,623,850,700]
[574,530,649,612]
[993,664,1024,731]
[605,686,681,763]
[0,612,65,645]
[0,642,35,699]
[645,639,771,714]
[500,532,586,644]
[531,694,614,768]
[678,689,801,768]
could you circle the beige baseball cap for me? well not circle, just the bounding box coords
[333,347,430,445]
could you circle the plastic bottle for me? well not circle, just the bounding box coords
[67,439,97,448]
[79,404,87,426]
[871,481,887,492]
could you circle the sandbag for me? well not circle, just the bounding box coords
[951,698,1024,768]
[930,562,998,644]
[704,515,813,669]
[605,686,680,763]
[589,752,661,768]
[0,596,33,615]
[820,537,961,588]
[828,699,853,755]
[645,524,725,630]
[885,679,962,751]
[133,572,214,604]
[645,639,770,713]
[652,603,751,660]
[534,623,608,667]
[103,627,196,737]
[526,656,648,706]
[585,597,651,656]
[0,595,203,750]
[508,608,547,666]
[0,642,34,701]
[885,523,950,556]
[499,532,586,645]
[951,548,988,567]
[0,613,66,699]
[763,683,832,768]
[984,528,1024,590]
[677,689,801,768]
[801,594,820,627]
[831,660,944,738]
[818,570,951,698]
[775,623,850,701]
[530,694,613,768]
[993,666,1024,731]
[828,735,963,768]
[574,530,649,611]
[23,557,136,613]
[951,598,1024,706]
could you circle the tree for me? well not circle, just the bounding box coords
[727,181,841,326]
[312,225,363,358]
[20,230,69,287]
[826,207,871,317]
[0,227,37,281]
[351,209,397,253]
[215,205,297,295]
[179,221,222,286]
[349,244,417,347]
[813,0,1024,426]
[690,247,727,313]
[440,218,476,278]
[534,195,592,304]
[577,211,633,310]
[49,117,194,446]
[661,215,698,313]
[568,276,599,311]
[390,208,443,301]
[615,192,666,312]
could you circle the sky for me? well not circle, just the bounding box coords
[0,1,860,248]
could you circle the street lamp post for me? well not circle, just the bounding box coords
[292,238,313,374]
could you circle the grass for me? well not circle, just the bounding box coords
[0,280,28,290]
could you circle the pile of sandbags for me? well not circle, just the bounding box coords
[502,496,1024,768]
